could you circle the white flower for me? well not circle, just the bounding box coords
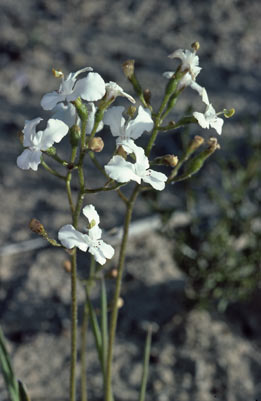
[168,49,201,79]
[58,204,114,265]
[105,143,167,191]
[163,48,209,105]
[193,104,224,135]
[105,81,135,104]
[17,118,69,171]
[103,105,154,152]
[41,67,106,110]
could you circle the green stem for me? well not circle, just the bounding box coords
[105,184,140,401]
[70,249,78,401]
[41,159,66,180]
[66,171,75,215]
[81,305,88,401]
[88,151,110,179]
[139,327,152,401]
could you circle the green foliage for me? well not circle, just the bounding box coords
[173,133,261,311]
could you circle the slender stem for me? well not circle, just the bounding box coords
[105,185,140,401]
[66,171,75,215]
[139,328,152,401]
[70,249,78,401]
[81,305,88,401]
[88,151,110,179]
[41,159,66,180]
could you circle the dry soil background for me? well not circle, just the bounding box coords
[0,0,261,400]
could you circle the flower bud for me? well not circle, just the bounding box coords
[88,137,104,152]
[70,125,81,147]
[162,154,179,167]
[122,59,135,79]
[187,135,205,153]
[108,268,118,279]
[191,41,200,51]
[117,297,124,309]
[52,68,64,78]
[153,154,179,167]
[63,260,72,273]
[175,138,220,182]
[143,89,151,105]
[207,137,221,152]
[29,218,46,236]
[223,108,235,118]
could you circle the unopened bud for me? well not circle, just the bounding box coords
[116,145,127,159]
[143,89,151,105]
[63,260,72,273]
[191,41,200,51]
[127,105,136,118]
[109,269,118,279]
[70,125,81,147]
[122,59,135,79]
[88,137,104,152]
[162,154,179,167]
[188,135,205,152]
[29,219,46,236]
[207,137,221,152]
[52,68,64,78]
[117,297,124,309]
[223,108,235,118]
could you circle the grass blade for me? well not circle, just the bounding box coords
[100,276,108,376]
[138,326,152,401]
[0,327,20,401]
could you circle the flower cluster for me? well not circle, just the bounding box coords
[16,44,229,264]
[163,46,224,135]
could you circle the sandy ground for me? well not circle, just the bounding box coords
[0,0,261,400]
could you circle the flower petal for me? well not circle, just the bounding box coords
[125,106,154,140]
[41,91,65,110]
[40,119,69,150]
[105,155,141,184]
[103,106,125,137]
[52,103,78,128]
[73,72,106,102]
[88,240,114,265]
[58,224,88,251]
[190,81,209,105]
[162,71,175,79]
[210,117,224,135]
[22,117,43,147]
[88,225,102,241]
[17,149,42,171]
[82,204,100,226]
[142,169,168,191]
[193,111,209,129]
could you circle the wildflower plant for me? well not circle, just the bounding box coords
[1,42,234,401]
